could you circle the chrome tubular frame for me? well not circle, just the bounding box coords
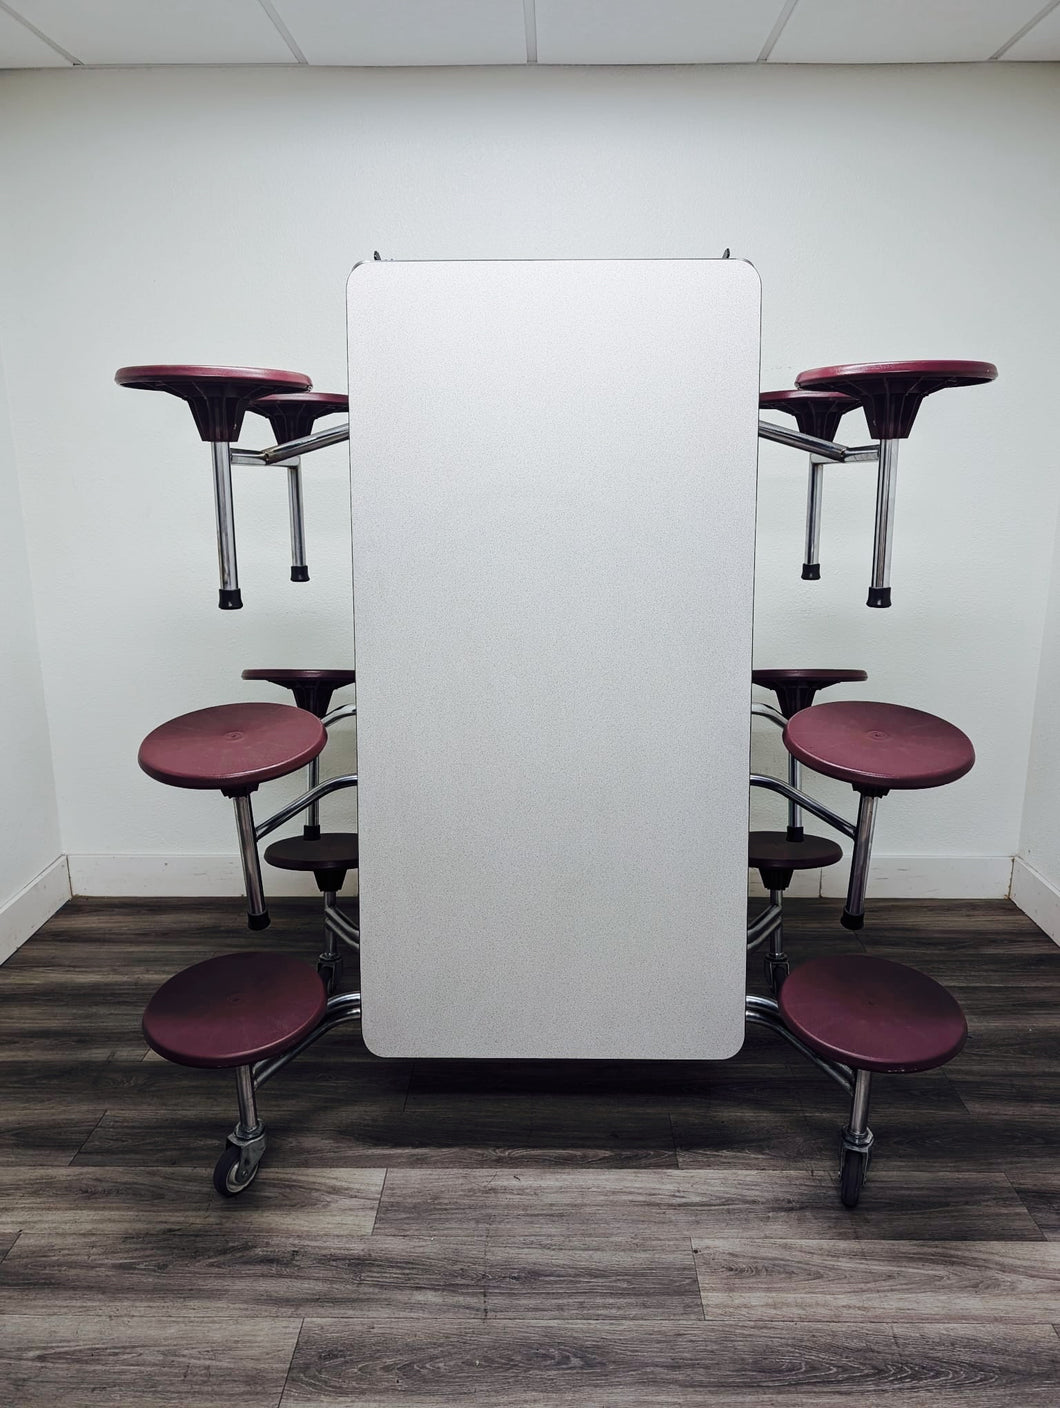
[803,458,825,578]
[304,756,321,838]
[787,752,803,840]
[746,901,782,951]
[287,458,309,582]
[323,702,357,728]
[745,995,855,1095]
[324,897,360,950]
[252,990,362,1088]
[868,437,900,608]
[232,793,269,929]
[758,420,848,461]
[260,421,350,465]
[749,774,856,841]
[751,702,787,729]
[842,791,880,930]
[254,774,358,843]
[234,1063,262,1139]
[210,441,241,608]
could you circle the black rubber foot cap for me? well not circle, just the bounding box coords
[291,566,310,583]
[219,588,243,610]
[801,564,821,581]
[867,586,891,608]
[247,911,271,931]
[303,824,321,840]
[786,825,804,843]
[840,909,865,931]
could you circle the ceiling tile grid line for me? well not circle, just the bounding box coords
[992,0,1060,58]
[0,0,78,63]
[757,0,801,62]
[256,0,307,64]
[524,0,538,64]
[3,0,1060,70]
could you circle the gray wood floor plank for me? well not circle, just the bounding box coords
[0,1313,301,1408]
[0,1232,702,1321]
[279,1318,1060,1405]
[0,1166,386,1232]
[692,1238,1060,1322]
[372,1169,1043,1244]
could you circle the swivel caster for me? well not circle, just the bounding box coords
[213,1130,266,1197]
[839,1136,872,1208]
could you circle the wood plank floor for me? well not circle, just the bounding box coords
[0,895,1058,1405]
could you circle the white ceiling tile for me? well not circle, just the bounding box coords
[535,0,790,64]
[0,7,69,65]
[769,0,1052,63]
[270,0,528,66]
[7,0,297,65]
[1000,3,1060,58]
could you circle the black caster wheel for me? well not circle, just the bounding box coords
[839,1145,870,1208]
[213,1145,261,1197]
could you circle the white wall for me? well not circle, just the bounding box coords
[1014,499,1060,936]
[0,62,1056,897]
[0,331,64,945]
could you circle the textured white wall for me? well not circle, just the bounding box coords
[0,62,1055,891]
[0,337,61,908]
[1016,502,1060,929]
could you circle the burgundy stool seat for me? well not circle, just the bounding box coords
[265,833,359,894]
[749,831,843,872]
[779,954,967,1074]
[783,700,974,793]
[759,389,860,443]
[795,361,997,440]
[753,667,867,719]
[115,364,312,442]
[138,702,326,794]
[242,668,356,719]
[265,833,359,873]
[249,392,349,445]
[142,952,327,1068]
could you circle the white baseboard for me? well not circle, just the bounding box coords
[751,855,1013,901]
[68,854,336,899]
[69,851,1011,905]
[1010,857,1060,945]
[0,856,71,962]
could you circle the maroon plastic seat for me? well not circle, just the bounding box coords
[265,833,359,892]
[753,667,867,720]
[138,702,326,796]
[759,389,860,443]
[779,954,967,1074]
[249,392,349,445]
[115,365,312,442]
[749,831,843,892]
[142,952,327,1068]
[794,361,997,440]
[242,668,356,719]
[783,700,974,794]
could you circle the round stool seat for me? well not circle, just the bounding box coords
[783,700,974,793]
[138,702,326,794]
[795,360,997,440]
[143,952,327,1068]
[779,954,967,1073]
[242,668,356,718]
[749,831,843,872]
[265,832,359,873]
[753,667,867,719]
[759,389,860,443]
[249,391,349,444]
[115,364,312,442]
